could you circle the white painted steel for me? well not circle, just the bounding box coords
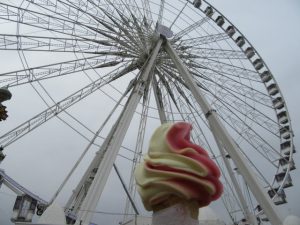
[75,39,163,225]
[213,134,258,225]
[164,40,282,225]
[0,1,295,224]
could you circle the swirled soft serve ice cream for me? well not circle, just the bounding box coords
[135,122,223,219]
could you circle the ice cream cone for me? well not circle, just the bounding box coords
[135,122,223,225]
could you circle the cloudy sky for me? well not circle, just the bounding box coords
[0,0,299,225]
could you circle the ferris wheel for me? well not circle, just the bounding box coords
[0,0,296,225]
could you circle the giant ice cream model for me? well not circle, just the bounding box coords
[135,122,223,224]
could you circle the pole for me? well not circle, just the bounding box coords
[152,75,168,123]
[75,38,163,225]
[164,40,282,225]
[214,134,258,225]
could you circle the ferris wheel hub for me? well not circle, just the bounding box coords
[156,23,173,38]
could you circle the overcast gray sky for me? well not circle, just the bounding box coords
[0,1,299,225]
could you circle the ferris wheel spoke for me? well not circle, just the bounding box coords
[162,60,273,126]
[128,11,149,51]
[174,33,229,46]
[200,58,259,79]
[155,69,179,110]
[141,0,153,25]
[170,66,279,142]
[190,58,262,83]
[84,0,143,50]
[103,1,155,51]
[167,81,194,109]
[29,0,126,38]
[55,113,102,148]
[87,26,139,56]
[211,82,271,110]
[195,77,279,135]
[164,72,193,108]
[121,0,154,29]
[162,63,227,107]
[221,182,245,223]
[23,0,127,44]
[211,91,279,137]
[0,34,117,54]
[165,58,272,111]
[88,0,152,53]
[196,99,279,178]
[120,0,146,21]
[166,92,188,123]
[60,0,120,35]
[1,2,124,49]
[211,100,280,164]
[169,1,188,29]
[25,0,100,27]
[0,3,101,38]
[192,69,277,120]
[188,47,248,60]
[190,67,272,108]
[100,8,144,52]
[0,56,124,87]
[238,153,272,192]
[173,17,209,39]
[157,0,165,25]
[79,9,142,55]
[0,33,115,49]
[159,64,189,89]
[0,62,138,148]
[229,140,276,190]
[110,3,152,47]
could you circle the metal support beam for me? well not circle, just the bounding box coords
[113,164,139,215]
[214,135,258,225]
[163,40,282,225]
[124,77,152,219]
[152,75,167,123]
[75,38,163,225]
[62,89,131,214]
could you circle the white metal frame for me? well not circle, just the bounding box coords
[74,39,163,225]
[164,39,282,225]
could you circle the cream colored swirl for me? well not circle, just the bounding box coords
[135,122,223,211]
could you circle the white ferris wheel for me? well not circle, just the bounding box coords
[0,0,296,225]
